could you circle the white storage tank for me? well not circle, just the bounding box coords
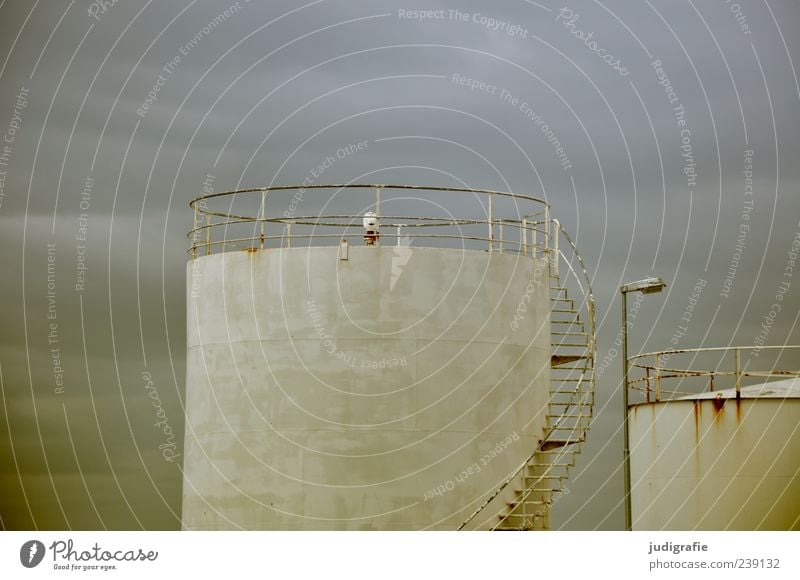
[181,185,595,530]
[628,348,800,530]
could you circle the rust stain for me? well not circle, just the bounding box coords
[735,397,742,422]
[692,401,701,473]
[244,247,258,254]
[710,394,726,426]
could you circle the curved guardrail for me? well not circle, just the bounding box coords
[188,184,551,257]
[628,345,800,402]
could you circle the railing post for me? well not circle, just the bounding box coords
[192,203,198,259]
[522,218,528,257]
[260,190,266,250]
[544,206,550,261]
[286,222,292,248]
[499,221,504,253]
[734,348,741,398]
[375,186,381,247]
[551,219,560,278]
[655,353,661,401]
[396,224,410,247]
[488,194,493,253]
[205,214,211,256]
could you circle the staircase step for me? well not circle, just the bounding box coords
[547,424,587,431]
[551,319,584,326]
[529,456,574,465]
[548,420,591,427]
[522,477,562,486]
[548,404,592,410]
[527,467,573,477]
[527,458,571,467]
[541,439,583,452]
[551,354,587,367]
[548,396,592,401]
[549,416,589,422]
[545,436,583,443]
[550,382,590,388]
[548,394,586,401]
[514,487,559,494]
[506,500,549,509]
[549,398,591,403]
[495,513,548,529]
[544,436,582,445]
[550,402,590,407]
[527,473,570,483]
[536,446,579,457]
[550,297,575,305]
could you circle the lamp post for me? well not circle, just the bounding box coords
[620,277,666,531]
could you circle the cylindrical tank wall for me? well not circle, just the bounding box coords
[183,246,551,529]
[630,398,800,530]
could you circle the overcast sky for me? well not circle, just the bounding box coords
[1,0,798,531]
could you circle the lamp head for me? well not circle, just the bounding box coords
[620,277,666,294]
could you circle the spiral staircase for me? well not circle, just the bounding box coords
[459,220,596,531]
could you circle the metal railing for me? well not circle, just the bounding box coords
[628,345,800,402]
[188,184,551,258]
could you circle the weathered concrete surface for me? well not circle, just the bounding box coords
[183,246,550,529]
[630,396,800,530]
